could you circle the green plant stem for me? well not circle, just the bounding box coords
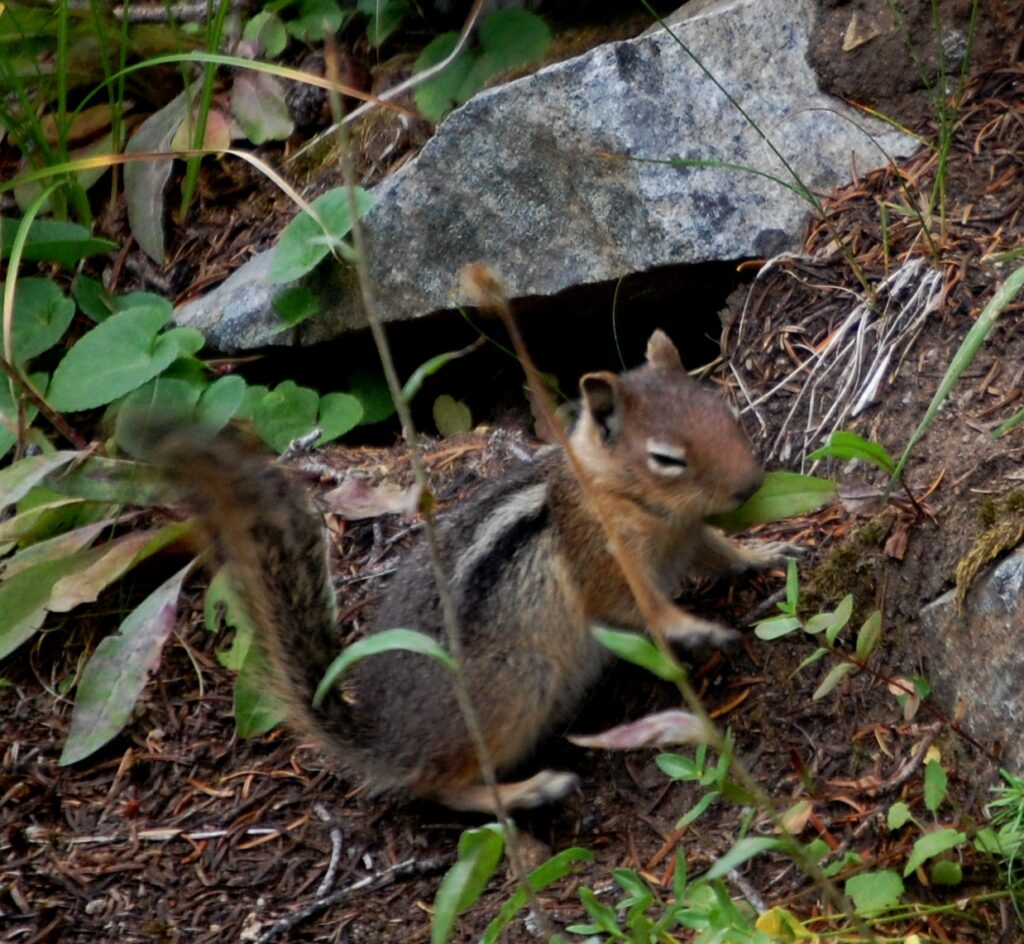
[320,40,555,941]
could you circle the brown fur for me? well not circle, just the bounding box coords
[155,331,783,812]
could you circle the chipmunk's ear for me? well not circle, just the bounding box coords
[580,371,623,443]
[645,330,683,371]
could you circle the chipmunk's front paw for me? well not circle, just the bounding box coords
[741,540,804,572]
[661,613,739,649]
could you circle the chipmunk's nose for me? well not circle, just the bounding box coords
[732,467,763,505]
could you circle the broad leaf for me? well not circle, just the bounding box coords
[196,374,246,432]
[10,277,75,364]
[348,368,395,424]
[0,546,109,660]
[0,451,80,510]
[252,380,319,452]
[433,394,472,437]
[230,71,293,144]
[855,610,883,660]
[60,564,191,765]
[125,82,199,264]
[268,186,374,284]
[317,392,364,445]
[903,829,966,877]
[413,32,474,123]
[0,217,117,265]
[48,521,195,612]
[47,305,179,410]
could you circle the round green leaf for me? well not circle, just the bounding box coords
[197,375,246,432]
[844,869,904,913]
[252,380,319,453]
[317,392,363,444]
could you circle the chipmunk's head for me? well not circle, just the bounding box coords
[572,330,763,521]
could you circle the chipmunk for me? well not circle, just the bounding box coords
[155,330,786,813]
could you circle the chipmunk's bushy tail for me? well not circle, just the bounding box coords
[152,429,350,757]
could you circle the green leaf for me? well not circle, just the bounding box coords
[47,521,195,613]
[358,0,409,47]
[401,345,478,403]
[235,641,288,736]
[812,661,855,700]
[252,380,320,453]
[903,829,966,876]
[655,753,702,781]
[348,368,395,424]
[243,10,288,56]
[433,393,472,437]
[844,870,904,913]
[432,824,504,944]
[272,285,321,330]
[808,431,897,475]
[0,498,88,545]
[475,9,552,74]
[706,836,782,879]
[675,789,720,829]
[923,759,947,814]
[196,374,246,433]
[413,32,474,123]
[236,383,269,422]
[0,546,108,660]
[591,626,685,682]
[317,392,364,445]
[10,277,75,364]
[793,646,828,675]
[709,471,837,531]
[286,0,348,42]
[855,610,883,660]
[577,887,623,936]
[887,801,913,830]
[0,217,117,265]
[480,847,593,944]
[268,187,375,284]
[47,306,178,410]
[41,456,165,506]
[825,594,853,645]
[753,614,801,640]
[115,377,203,457]
[60,564,190,765]
[313,628,457,708]
[784,557,799,612]
[231,71,294,144]
[0,451,80,511]
[930,860,962,885]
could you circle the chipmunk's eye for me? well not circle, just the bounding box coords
[646,440,689,476]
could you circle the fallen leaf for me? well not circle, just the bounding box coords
[567,709,708,750]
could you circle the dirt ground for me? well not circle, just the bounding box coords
[3,3,1024,943]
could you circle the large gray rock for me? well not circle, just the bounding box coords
[176,0,916,350]
[920,546,1024,772]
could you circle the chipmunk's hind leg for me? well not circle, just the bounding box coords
[435,770,579,813]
